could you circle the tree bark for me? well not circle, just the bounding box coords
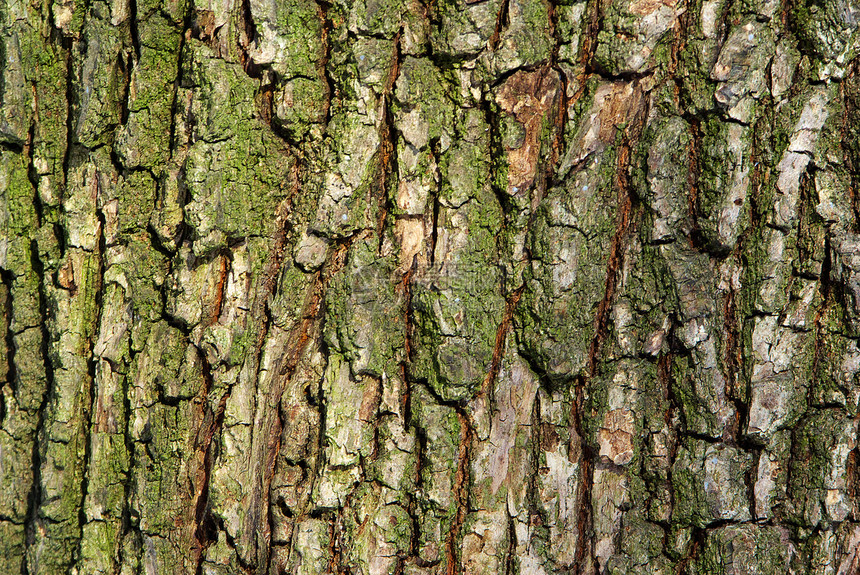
[2,0,860,573]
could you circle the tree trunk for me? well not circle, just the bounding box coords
[2,0,860,573]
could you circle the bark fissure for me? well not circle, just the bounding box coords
[23,238,54,574]
[489,0,510,51]
[0,271,16,402]
[588,84,648,377]
[72,204,106,565]
[445,411,474,575]
[190,350,228,572]
[317,1,335,129]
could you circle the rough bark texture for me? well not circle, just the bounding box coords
[3,0,860,573]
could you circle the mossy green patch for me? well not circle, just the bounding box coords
[694,525,788,575]
[181,42,294,255]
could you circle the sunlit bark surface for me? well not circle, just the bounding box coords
[3,0,860,573]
